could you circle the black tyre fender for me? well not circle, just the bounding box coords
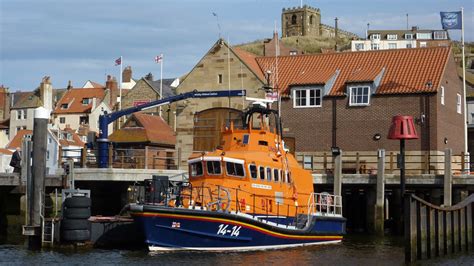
[64,197,91,208]
[63,207,91,219]
[61,229,90,242]
[61,219,91,230]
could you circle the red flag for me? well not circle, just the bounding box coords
[154,54,163,63]
[115,57,122,66]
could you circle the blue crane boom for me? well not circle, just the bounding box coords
[97,89,246,167]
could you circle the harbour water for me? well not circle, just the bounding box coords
[1,234,473,265]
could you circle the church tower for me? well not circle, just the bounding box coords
[281,5,321,37]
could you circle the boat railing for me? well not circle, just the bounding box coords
[307,192,343,217]
[139,179,314,228]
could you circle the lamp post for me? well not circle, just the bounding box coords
[388,115,419,234]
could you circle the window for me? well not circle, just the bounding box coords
[218,74,223,84]
[303,155,313,170]
[290,50,298,56]
[259,166,265,180]
[406,43,413,48]
[17,109,27,120]
[420,42,427,48]
[190,162,203,176]
[82,98,90,105]
[243,134,249,144]
[309,15,314,24]
[291,14,297,24]
[416,33,432,40]
[370,34,380,40]
[388,43,397,49]
[207,161,221,175]
[349,86,370,106]
[354,43,365,51]
[387,34,398,40]
[286,171,292,183]
[79,116,88,125]
[457,94,462,114]
[266,167,272,181]
[405,33,413,40]
[249,164,257,179]
[61,103,68,110]
[441,86,445,105]
[293,88,322,108]
[46,151,50,160]
[226,162,245,177]
[434,31,447,40]
[273,169,279,182]
[59,117,66,124]
[371,43,379,50]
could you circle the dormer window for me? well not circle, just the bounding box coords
[349,86,370,106]
[61,103,68,110]
[387,34,398,40]
[293,88,322,108]
[405,33,413,40]
[370,34,380,40]
[82,98,90,105]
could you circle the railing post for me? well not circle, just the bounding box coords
[333,151,342,197]
[355,152,360,174]
[323,152,328,173]
[389,152,394,174]
[444,149,452,206]
[144,146,149,169]
[58,145,62,167]
[108,144,113,169]
[81,145,87,168]
[460,152,465,173]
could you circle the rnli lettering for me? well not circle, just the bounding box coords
[251,183,272,190]
[171,222,181,228]
[217,224,241,237]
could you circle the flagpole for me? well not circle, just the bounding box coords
[160,54,163,117]
[119,56,123,129]
[461,7,468,169]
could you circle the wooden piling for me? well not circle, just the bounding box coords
[375,149,385,236]
[444,149,452,206]
[467,205,473,250]
[419,205,428,259]
[428,208,436,258]
[437,210,444,256]
[453,210,459,252]
[333,152,342,197]
[405,194,417,262]
[460,208,466,251]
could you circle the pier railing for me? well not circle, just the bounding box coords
[297,151,470,175]
[60,146,179,170]
[404,193,473,262]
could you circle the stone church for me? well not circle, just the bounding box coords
[281,5,357,39]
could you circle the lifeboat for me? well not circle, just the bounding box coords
[130,102,346,251]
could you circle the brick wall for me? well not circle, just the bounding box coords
[174,41,265,167]
[121,79,160,113]
[280,55,464,155]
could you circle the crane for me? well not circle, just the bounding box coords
[96,90,246,168]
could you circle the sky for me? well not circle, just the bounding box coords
[1,0,473,91]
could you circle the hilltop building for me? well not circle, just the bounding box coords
[352,27,450,51]
[281,5,357,39]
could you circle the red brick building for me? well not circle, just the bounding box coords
[255,46,464,155]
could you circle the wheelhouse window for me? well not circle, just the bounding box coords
[273,169,279,182]
[293,88,322,108]
[190,162,203,177]
[207,161,221,175]
[259,166,265,180]
[349,86,370,106]
[266,167,272,181]
[286,171,292,183]
[249,164,257,179]
[226,162,245,177]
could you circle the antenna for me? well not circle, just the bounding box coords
[212,12,221,39]
[406,13,409,30]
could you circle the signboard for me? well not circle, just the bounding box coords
[133,100,151,107]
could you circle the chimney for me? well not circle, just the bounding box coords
[91,97,97,111]
[105,75,118,107]
[411,26,418,31]
[67,80,73,90]
[145,73,154,81]
[122,66,132,83]
[40,76,53,112]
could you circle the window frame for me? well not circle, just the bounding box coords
[387,34,398,40]
[348,86,371,106]
[371,43,379,50]
[273,168,279,182]
[370,34,381,40]
[266,167,272,181]
[59,117,66,124]
[206,160,222,175]
[416,33,432,40]
[292,87,322,108]
[259,166,265,180]
[190,161,204,177]
[388,43,397,49]
[405,33,414,40]
[249,164,257,179]
[433,31,447,40]
[225,162,245,178]
[441,86,445,105]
